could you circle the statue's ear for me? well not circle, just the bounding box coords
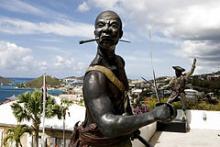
[94,30,98,36]
[119,30,123,38]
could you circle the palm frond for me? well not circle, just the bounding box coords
[3,125,32,146]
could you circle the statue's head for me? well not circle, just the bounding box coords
[94,10,123,49]
[172,66,185,77]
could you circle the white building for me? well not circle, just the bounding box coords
[0,100,85,147]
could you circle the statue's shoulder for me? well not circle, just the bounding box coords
[182,73,188,79]
[84,69,107,84]
[115,55,125,67]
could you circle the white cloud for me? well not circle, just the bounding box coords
[177,40,220,74]
[0,17,94,38]
[76,0,120,13]
[0,41,32,69]
[37,61,48,71]
[0,0,69,21]
[0,41,87,77]
[78,2,90,12]
[181,40,220,59]
[87,0,119,9]
[83,0,220,41]
[0,0,44,16]
[53,55,87,71]
[81,0,220,74]
[161,2,220,40]
[0,41,50,73]
[54,55,74,69]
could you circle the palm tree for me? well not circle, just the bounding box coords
[60,99,73,147]
[3,124,31,147]
[11,91,62,147]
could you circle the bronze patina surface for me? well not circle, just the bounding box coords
[69,10,175,147]
[164,58,197,111]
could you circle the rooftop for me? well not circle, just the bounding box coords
[0,99,85,130]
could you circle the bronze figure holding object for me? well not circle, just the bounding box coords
[69,10,176,147]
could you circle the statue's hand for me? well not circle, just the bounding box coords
[193,58,197,64]
[130,129,141,140]
[152,103,176,122]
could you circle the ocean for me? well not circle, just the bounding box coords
[0,77,64,102]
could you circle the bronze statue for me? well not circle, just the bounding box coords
[69,10,176,147]
[162,58,197,111]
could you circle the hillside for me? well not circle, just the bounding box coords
[25,75,62,88]
[155,71,220,95]
[190,72,220,94]
[0,76,11,85]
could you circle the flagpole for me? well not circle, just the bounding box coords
[149,27,160,102]
[42,73,46,147]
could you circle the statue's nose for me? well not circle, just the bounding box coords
[102,24,111,33]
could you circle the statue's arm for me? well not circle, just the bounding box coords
[185,58,196,78]
[160,78,174,90]
[83,71,171,138]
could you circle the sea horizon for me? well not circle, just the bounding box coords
[0,77,63,102]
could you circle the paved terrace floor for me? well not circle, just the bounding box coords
[149,129,220,147]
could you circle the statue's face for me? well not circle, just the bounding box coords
[175,70,182,77]
[94,11,123,50]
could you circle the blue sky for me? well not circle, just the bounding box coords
[0,0,220,79]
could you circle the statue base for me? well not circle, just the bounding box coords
[157,110,188,133]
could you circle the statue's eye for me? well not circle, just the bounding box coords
[97,22,105,27]
[111,22,120,29]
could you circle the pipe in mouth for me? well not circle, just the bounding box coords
[79,38,130,44]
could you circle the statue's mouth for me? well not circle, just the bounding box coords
[100,35,113,42]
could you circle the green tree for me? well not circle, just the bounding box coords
[3,125,31,147]
[11,91,62,147]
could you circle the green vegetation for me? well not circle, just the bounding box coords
[11,91,62,147]
[16,83,26,88]
[79,99,85,106]
[192,78,220,90]
[25,75,62,88]
[186,100,220,111]
[3,125,31,147]
[143,97,220,111]
[0,76,11,85]
[189,72,220,96]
